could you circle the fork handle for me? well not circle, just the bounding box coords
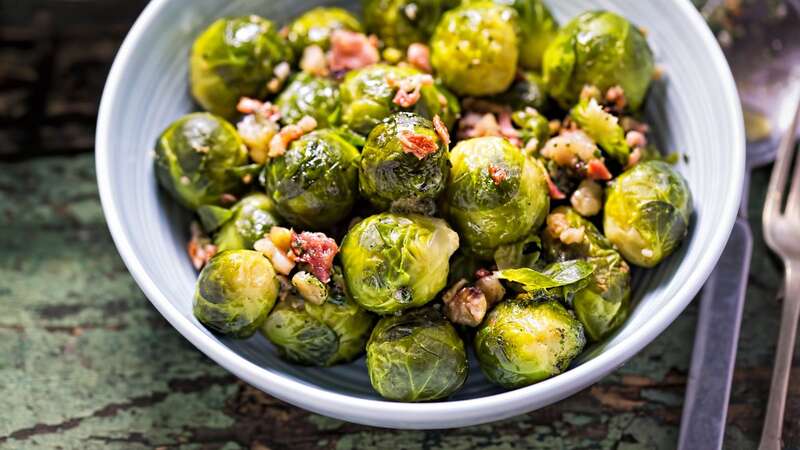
[759,261,800,450]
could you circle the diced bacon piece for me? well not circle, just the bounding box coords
[626,130,647,148]
[390,74,434,108]
[290,232,339,283]
[545,172,566,200]
[606,85,627,111]
[586,159,613,181]
[433,115,450,147]
[475,268,492,279]
[407,43,432,72]
[187,222,217,270]
[497,111,522,147]
[398,131,439,159]
[327,30,379,73]
[268,116,318,158]
[487,164,508,186]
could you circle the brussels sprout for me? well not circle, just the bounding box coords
[262,129,360,230]
[570,98,630,164]
[430,2,519,96]
[362,0,459,49]
[604,161,693,267]
[190,16,293,118]
[542,206,631,340]
[211,193,281,252]
[493,71,549,112]
[285,7,363,53]
[276,73,341,128]
[478,0,558,69]
[512,107,550,153]
[154,113,249,210]
[193,250,279,337]
[475,298,585,388]
[341,213,459,314]
[366,306,467,401]
[444,137,549,258]
[494,233,541,270]
[542,11,654,110]
[360,112,449,212]
[262,272,375,366]
[340,64,459,135]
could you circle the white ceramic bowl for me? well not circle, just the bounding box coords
[96,0,744,429]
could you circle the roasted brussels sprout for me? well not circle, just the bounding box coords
[285,7,363,53]
[193,250,279,337]
[154,113,249,210]
[493,71,549,112]
[339,64,459,135]
[276,73,341,128]
[360,112,449,212]
[190,16,293,118]
[430,2,519,96]
[604,161,692,267]
[479,0,558,69]
[366,306,467,401]
[262,129,360,230]
[475,298,585,388]
[542,206,631,340]
[542,11,654,110]
[262,272,375,366]
[362,0,458,49]
[211,193,281,252]
[444,136,549,258]
[341,213,459,314]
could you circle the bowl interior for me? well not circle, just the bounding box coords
[97,0,744,428]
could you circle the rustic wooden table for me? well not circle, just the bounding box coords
[0,1,797,449]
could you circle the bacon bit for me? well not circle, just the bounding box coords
[475,268,492,279]
[627,147,643,168]
[545,172,566,200]
[626,130,647,149]
[290,231,339,283]
[488,164,508,186]
[497,111,522,147]
[237,97,281,121]
[586,159,613,181]
[398,131,439,159]
[606,85,627,111]
[390,74,434,108]
[219,193,238,205]
[407,43,432,72]
[187,222,217,270]
[268,116,318,158]
[301,45,329,77]
[327,30,379,73]
[433,115,450,147]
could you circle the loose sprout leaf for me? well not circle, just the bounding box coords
[197,204,234,232]
[496,260,594,292]
[570,98,630,164]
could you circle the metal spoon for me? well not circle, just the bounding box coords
[678,2,800,449]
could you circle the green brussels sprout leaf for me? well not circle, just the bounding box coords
[197,204,235,233]
[570,98,630,164]
[494,234,541,270]
[496,260,594,292]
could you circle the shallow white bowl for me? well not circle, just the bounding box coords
[96,0,744,429]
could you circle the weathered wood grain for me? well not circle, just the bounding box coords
[0,0,797,448]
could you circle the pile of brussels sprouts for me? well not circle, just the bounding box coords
[153,0,693,402]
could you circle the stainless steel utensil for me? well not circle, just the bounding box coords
[759,98,800,450]
[678,2,800,449]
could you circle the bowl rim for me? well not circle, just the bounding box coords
[96,0,745,429]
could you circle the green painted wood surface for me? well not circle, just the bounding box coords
[0,156,796,449]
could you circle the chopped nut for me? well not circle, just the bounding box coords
[254,238,295,275]
[300,45,330,76]
[187,222,217,270]
[442,279,469,304]
[475,273,505,307]
[560,226,586,245]
[443,286,487,327]
[269,226,293,252]
[570,179,603,217]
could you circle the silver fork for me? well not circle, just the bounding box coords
[759,99,800,450]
